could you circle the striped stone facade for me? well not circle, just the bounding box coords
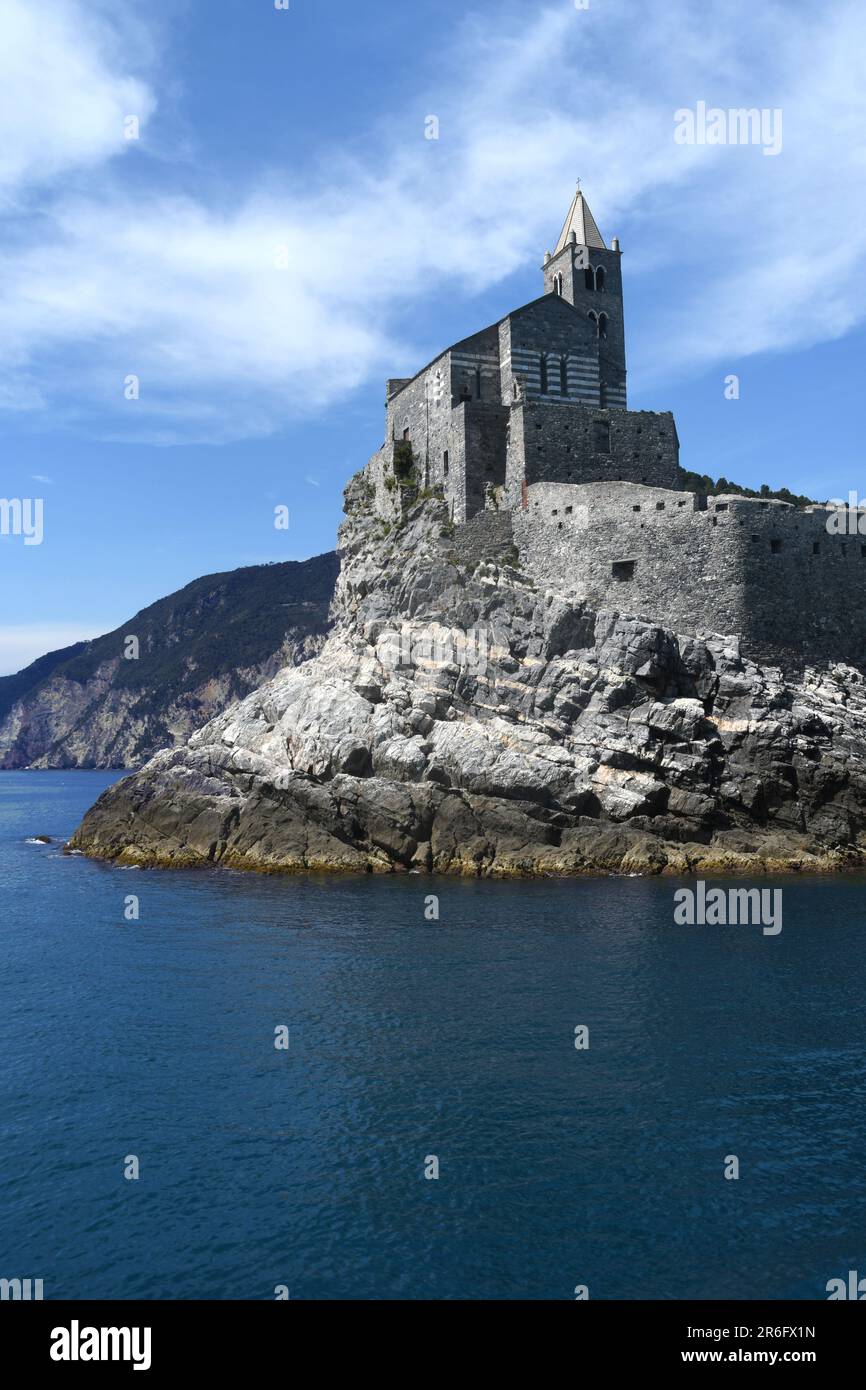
[371,191,676,523]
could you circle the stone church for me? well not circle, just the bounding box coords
[371,187,679,524]
[363,189,863,672]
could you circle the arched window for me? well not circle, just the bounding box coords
[598,313,609,340]
[539,354,549,394]
[584,267,595,291]
[588,310,598,332]
[559,355,569,396]
[595,266,606,292]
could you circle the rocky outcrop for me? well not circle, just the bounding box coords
[2,553,338,769]
[69,476,866,875]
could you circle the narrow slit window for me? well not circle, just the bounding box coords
[593,420,611,454]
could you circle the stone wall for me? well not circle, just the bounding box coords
[504,402,681,505]
[717,496,866,667]
[460,403,510,520]
[453,508,516,570]
[382,326,507,520]
[501,297,601,406]
[514,483,866,669]
[514,480,745,640]
[385,351,452,481]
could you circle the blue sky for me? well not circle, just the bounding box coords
[1,0,865,674]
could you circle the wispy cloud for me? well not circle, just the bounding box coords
[0,0,154,202]
[0,0,864,441]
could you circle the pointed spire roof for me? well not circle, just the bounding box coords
[553,185,607,254]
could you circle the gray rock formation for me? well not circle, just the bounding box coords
[69,477,866,875]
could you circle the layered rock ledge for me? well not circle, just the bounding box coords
[69,478,866,876]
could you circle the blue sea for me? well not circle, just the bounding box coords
[1,770,865,1300]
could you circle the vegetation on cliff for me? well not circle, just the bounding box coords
[0,553,338,768]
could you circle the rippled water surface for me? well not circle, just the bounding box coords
[1,770,865,1299]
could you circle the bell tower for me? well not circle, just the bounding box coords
[542,186,627,409]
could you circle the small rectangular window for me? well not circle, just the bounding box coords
[443,450,449,476]
[813,541,820,555]
[770,539,782,553]
[656,502,665,511]
[612,559,635,581]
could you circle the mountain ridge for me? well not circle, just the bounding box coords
[1,552,339,769]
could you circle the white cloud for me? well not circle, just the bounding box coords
[0,0,864,440]
[0,0,154,202]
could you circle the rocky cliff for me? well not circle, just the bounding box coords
[2,553,338,769]
[69,476,866,875]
